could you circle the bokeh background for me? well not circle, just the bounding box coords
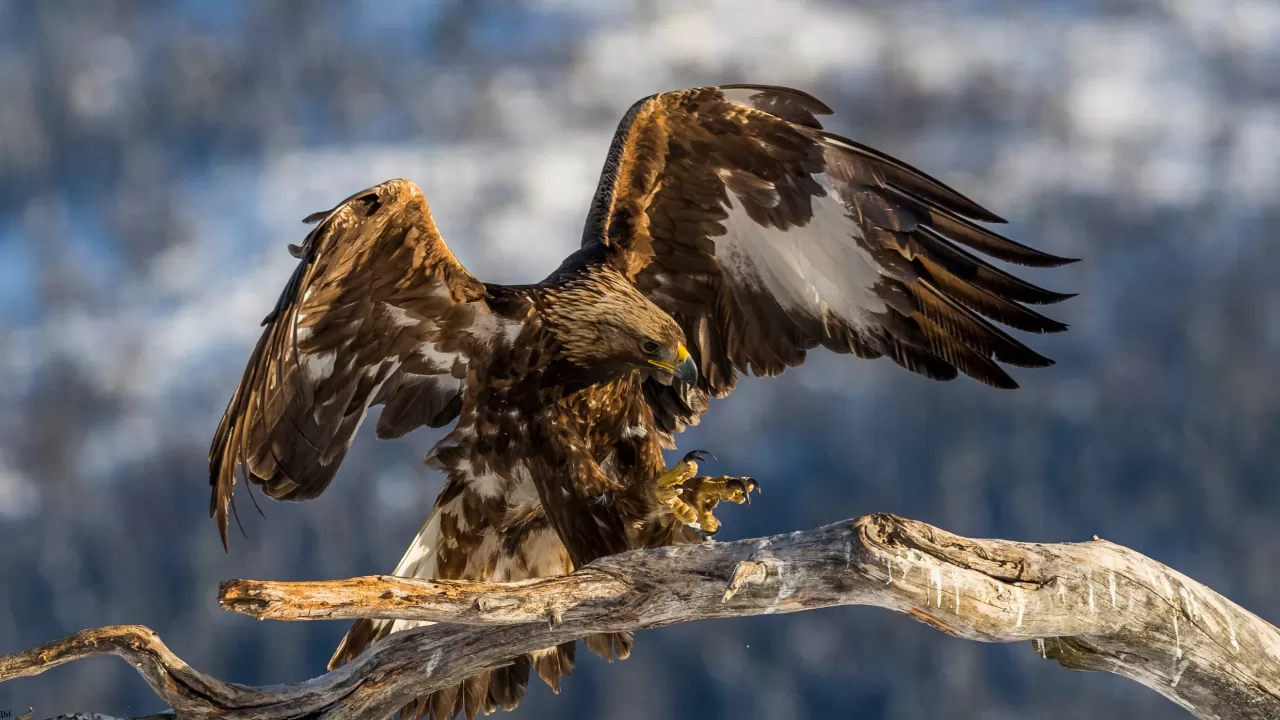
[2,0,1279,717]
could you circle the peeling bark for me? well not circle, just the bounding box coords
[3,514,1278,719]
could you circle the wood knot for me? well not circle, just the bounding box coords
[722,560,771,602]
[857,513,909,547]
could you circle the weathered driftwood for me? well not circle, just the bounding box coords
[3,514,1278,719]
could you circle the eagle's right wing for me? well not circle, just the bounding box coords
[209,178,492,548]
[582,86,1075,431]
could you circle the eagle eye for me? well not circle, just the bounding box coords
[640,339,662,355]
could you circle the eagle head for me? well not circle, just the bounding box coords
[540,266,697,388]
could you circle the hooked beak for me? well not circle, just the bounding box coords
[649,344,699,386]
[673,344,698,386]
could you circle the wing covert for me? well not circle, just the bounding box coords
[209,178,491,547]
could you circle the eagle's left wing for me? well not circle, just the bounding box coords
[209,179,491,547]
[582,85,1075,430]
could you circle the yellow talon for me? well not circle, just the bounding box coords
[654,451,758,536]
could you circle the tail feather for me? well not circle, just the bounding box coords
[532,642,575,693]
[583,630,634,662]
[488,656,531,711]
[330,619,631,719]
[328,474,636,719]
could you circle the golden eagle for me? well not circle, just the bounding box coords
[209,85,1072,719]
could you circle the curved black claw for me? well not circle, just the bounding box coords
[727,477,760,505]
[682,450,716,464]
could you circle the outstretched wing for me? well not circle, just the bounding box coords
[209,178,491,547]
[583,85,1075,429]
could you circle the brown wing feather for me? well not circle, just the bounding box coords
[208,178,490,547]
[582,85,1075,426]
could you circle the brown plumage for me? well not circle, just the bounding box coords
[209,84,1074,719]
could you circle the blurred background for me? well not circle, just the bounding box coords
[1,0,1279,717]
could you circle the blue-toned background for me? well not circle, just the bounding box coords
[2,1,1279,717]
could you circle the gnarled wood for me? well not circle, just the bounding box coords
[4,514,1278,719]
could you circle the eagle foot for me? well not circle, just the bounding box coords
[655,451,758,536]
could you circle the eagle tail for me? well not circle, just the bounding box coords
[333,625,629,719]
[328,475,633,719]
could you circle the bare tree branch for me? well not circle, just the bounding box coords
[4,514,1278,719]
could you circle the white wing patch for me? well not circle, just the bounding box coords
[381,302,462,371]
[716,171,886,332]
[382,304,419,328]
[300,350,337,380]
